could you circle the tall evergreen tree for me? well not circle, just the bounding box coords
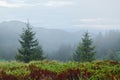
[15,21,44,63]
[73,32,95,62]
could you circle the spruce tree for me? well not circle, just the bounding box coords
[15,22,44,63]
[73,32,95,62]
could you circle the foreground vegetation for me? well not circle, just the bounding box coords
[0,60,120,80]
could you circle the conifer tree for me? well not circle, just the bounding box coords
[73,32,95,62]
[15,21,44,62]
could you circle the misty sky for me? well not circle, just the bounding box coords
[0,0,120,31]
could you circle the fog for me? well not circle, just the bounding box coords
[0,21,120,61]
[0,0,120,61]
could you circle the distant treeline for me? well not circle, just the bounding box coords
[0,21,120,61]
[0,30,120,61]
[49,30,120,61]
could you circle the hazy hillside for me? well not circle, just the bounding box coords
[1,21,119,61]
[0,21,83,60]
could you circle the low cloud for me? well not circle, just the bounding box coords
[43,0,74,7]
[0,0,34,8]
[74,24,120,30]
[80,18,103,22]
[79,18,120,25]
[0,0,74,8]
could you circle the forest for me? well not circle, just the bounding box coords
[0,21,120,80]
[0,22,120,80]
[0,21,120,61]
[0,0,120,79]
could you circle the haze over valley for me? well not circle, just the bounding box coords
[0,0,120,61]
